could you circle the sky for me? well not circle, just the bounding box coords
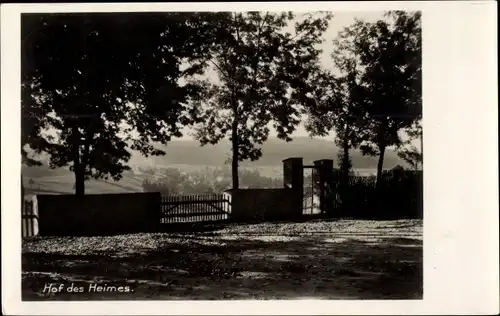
[273,11,385,139]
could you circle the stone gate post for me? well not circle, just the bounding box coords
[282,157,303,219]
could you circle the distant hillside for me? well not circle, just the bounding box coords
[22,137,410,195]
[128,137,409,169]
[23,137,407,188]
[23,136,409,173]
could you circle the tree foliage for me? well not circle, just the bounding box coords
[191,12,332,189]
[303,63,364,184]
[329,11,422,185]
[397,120,422,169]
[21,12,227,195]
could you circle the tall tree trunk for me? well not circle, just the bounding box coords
[21,172,25,211]
[74,161,85,196]
[342,138,350,179]
[420,129,423,170]
[339,138,350,215]
[376,144,386,188]
[376,121,389,187]
[72,125,85,196]
[231,118,239,190]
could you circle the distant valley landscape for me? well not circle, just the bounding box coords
[23,137,410,196]
[126,137,408,169]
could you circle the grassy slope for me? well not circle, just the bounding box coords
[22,165,286,196]
[23,169,145,196]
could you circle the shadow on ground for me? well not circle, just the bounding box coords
[22,220,422,300]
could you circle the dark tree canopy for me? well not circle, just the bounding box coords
[21,11,422,195]
[309,11,422,184]
[353,11,422,182]
[21,12,228,195]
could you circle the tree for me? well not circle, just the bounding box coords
[302,52,368,211]
[191,12,332,189]
[142,167,189,195]
[303,64,364,190]
[397,120,423,170]
[22,12,226,195]
[391,165,406,172]
[332,11,422,186]
[21,73,47,202]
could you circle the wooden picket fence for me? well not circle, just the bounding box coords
[22,200,38,238]
[160,193,231,224]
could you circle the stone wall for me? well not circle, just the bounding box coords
[225,188,301,222]
[36,192,161,236]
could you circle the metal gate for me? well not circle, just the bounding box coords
[302,163,339,217]
[302,165,322,216]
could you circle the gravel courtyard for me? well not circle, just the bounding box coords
[22,219,423,300]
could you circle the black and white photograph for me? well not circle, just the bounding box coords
[1,1,498,315]
[19,8,424,301]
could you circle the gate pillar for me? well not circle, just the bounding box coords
[282,157,303,218]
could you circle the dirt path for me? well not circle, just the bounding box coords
[22,219,422,300]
